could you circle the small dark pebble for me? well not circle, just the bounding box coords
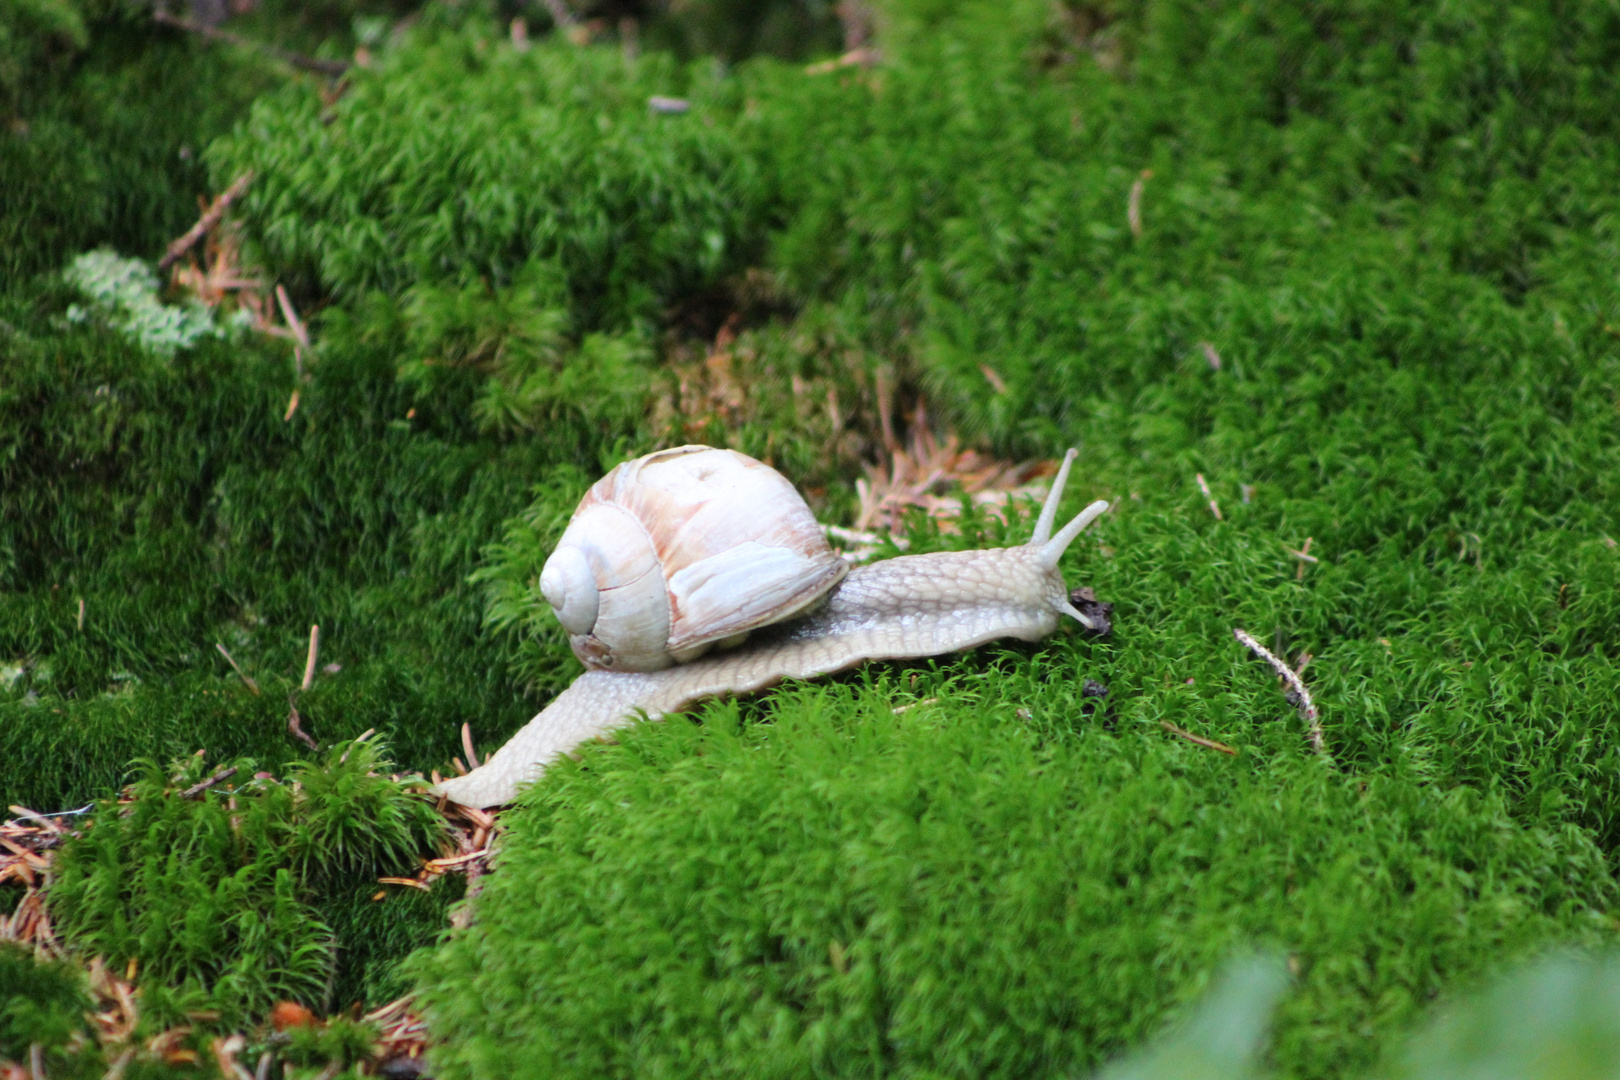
[1069,586,1114,637]
[378,1057,430,1079]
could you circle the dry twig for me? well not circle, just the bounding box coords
[1160,720,1237,755]
[276,285,311,421]
[301,625,320,692]
[214,643,260,695]
[1232,627,1325,755]
[158,172,254,271]
[1128,168,1152,238]
[181,766,237,799]
[1288,537,1316,580]
[1195,473,1223,520]
[152,10,349,75]
[287,699,319,751]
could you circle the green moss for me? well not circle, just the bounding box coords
[7,0,1620,1069]
[410,684,1615,1079]
[0,945,97,1077]
[0,7,281,284]
[208,18,773,329]
[45,738,445,1026]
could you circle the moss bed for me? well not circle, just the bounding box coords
[4,0,1620,1076]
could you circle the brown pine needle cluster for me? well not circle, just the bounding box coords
[853,404,1058,536]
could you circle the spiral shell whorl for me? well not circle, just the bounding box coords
[539,446,848,673]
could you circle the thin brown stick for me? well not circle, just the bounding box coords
[1160,720,1237,755]
[301,625,320,692]
[1195,473,1223,520]
[152,10,349,75]
[461,723,480,770]
[1232,627,1324,754]
[287,699,319,751]
[1127,168,1152,239]
[339,728,376,765]
[158,171,254,271]
[215,643,260,695]
[274,285,309,351]
[181,766,237,799]
[77,597,85,631]
[1289,536,1316,580]
[274,286,310,420]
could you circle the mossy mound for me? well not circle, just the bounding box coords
[410,685,1615,1078]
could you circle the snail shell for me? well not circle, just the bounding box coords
[539,446,849,672]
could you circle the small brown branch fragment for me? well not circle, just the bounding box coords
[152,10,349,75]
[339,728,375,765]
[181,766,237,799]
[979,363,1009,394]
[805,47,881,75]
[379,876,431,891]
[276,285,310,420]
[461,723,480,770]
[158,172,254,271]
[424,848,491,872]
[211,1034,254,1080]
[287,698,319,751]
[77,597,85,631]
[1288,537,1316,580]
[1232,627,1324,755]
[1160,720,1237,755]
[1200,341,1222,370]
[1127,168,1152,239]
[215,643,260,695]
[301,625,320,691]
[1195,473,1223,520]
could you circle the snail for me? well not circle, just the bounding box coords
[436,445,1111,808]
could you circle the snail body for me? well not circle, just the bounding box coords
[437,446,1109,808]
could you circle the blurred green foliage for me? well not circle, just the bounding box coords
[0,945,97,1079]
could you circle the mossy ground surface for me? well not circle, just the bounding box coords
[5,0,1620,1077]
